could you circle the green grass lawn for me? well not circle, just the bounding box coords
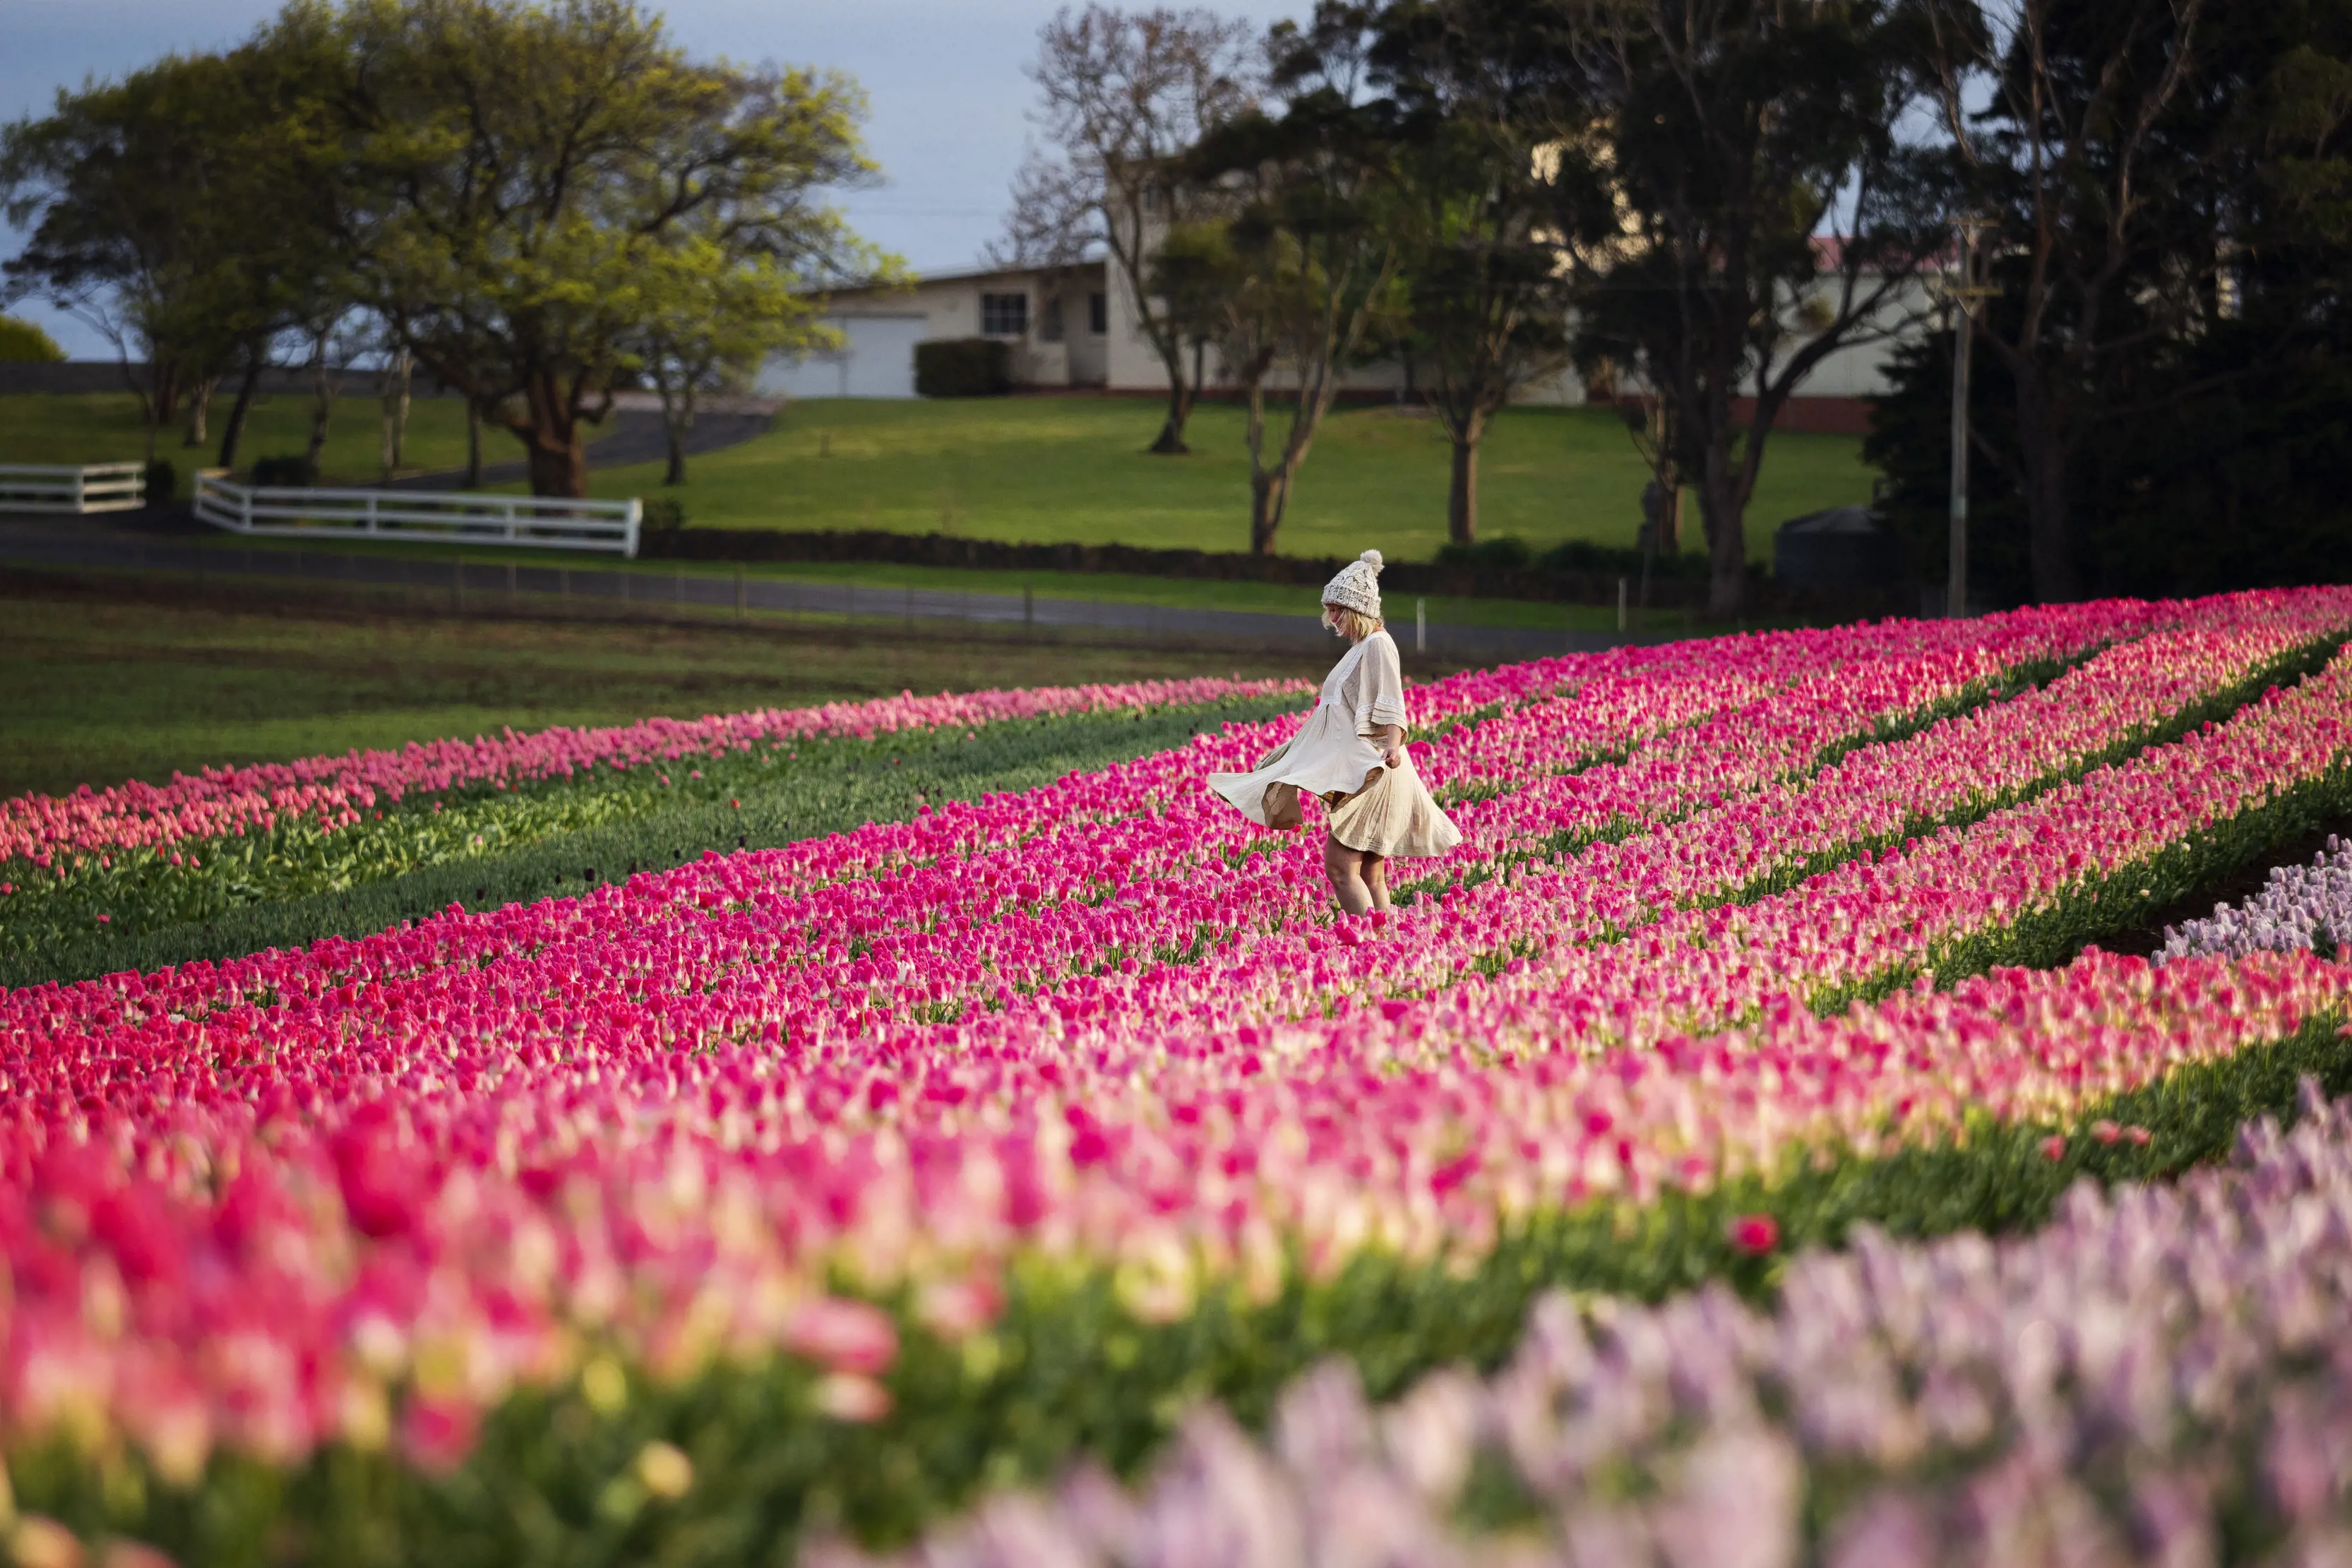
[0,577,1339,798]
[0,392,589,484]
[585,397,1875,563]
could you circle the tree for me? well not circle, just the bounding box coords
[2,21,349,469]
[632,212,886,485]
[333,0,886,498]
[1001,5,1260,454]
[1185,5,1409,556]
[1552,0,1947,617]
[1919,0,2216,602]
[1371,0,1577,545]
[1870,0,2352,602]
[2,53,253,460]
[0,316,65,362]
[625,115,894,487]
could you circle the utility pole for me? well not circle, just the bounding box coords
[1947,217,1993,618]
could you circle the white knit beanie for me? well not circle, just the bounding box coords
[1321,549,1384,621]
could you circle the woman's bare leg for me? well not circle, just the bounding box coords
[1363,852,1391,914]
[1323,834,1373,916]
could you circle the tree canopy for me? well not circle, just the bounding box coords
[2,0,891,496]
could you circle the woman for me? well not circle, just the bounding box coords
[1207,550,1460,916]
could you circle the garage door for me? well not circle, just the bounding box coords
[754,315,926,400]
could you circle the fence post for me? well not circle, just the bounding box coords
[71,469,84,514]
[1416,598,1426,655]
[1617,577,1627,633]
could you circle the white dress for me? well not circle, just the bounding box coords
[1207,630,1462,858]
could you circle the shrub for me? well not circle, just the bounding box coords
[0,315,66,363]
[1536,537,1712,580]
[249,453,317,488]
[141,459,177,504]
[914,337,1012,397]
[1430,535,1714,582]
[1433,535,1533,572]
[640,496,687,534]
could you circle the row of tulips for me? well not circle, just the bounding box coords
[0,677,1326,872]
[835,1074,2352,1568]
[2159,833,2351,964]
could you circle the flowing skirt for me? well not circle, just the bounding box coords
[1212,734,1461,859]
[1323,749,1461,858]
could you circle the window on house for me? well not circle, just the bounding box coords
[1088,292,1108,334]
[1039,295,1065,342]
[980,292,1028,336]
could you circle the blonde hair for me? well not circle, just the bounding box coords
[1323,602,1383,642]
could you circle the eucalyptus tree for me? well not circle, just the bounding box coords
[1551,0,1950,617]
[1918,0,2229,602]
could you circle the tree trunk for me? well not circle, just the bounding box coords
[217,354,263,471]
[304,335,336,477]
[379,351,412,477]
[1150,365,1195,455]
[523,431,587,498]
[660,376,693,486]
[2013,373,2082,603]
[1446,429,1481,546]
[1249,467,1289,556]
[182,378,213,448]
[1697,457,1748,619]
[465,400,484,487]
[151,361,182,427]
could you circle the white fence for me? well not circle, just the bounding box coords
[193,471,640,556]
[0,462,146,514]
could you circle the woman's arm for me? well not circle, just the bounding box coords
[1356,635,1410,756]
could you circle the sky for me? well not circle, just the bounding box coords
[1,0,1305,358]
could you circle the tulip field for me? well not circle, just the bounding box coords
[4,587,2352,1566]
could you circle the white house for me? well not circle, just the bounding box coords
[757,262,1115,400]
[760,240,1933,436]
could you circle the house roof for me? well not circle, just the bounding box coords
[826,257,1107,297]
